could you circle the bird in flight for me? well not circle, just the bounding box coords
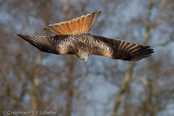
[17,10,153,63]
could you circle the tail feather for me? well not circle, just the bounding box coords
[69,20,75,34]
[43,10,101,35]
[86,10,101,32]
[84,12,95,32]
[80,15,86,32]
[43,26,60,35]
[54,24,66,35]
[60,23,69,34]
[76,17,81,33]
[64,21,72,34]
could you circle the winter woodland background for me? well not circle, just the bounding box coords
[0,0,174,116]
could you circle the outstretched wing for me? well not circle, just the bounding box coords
[90,35,154,61]
[17,34,76,55]
[43,10,101,35]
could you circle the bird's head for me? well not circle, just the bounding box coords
[77,51,88,63]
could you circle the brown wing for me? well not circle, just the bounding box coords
[17,34,76,55]
[90,35,154,61]
[43,10,101,35]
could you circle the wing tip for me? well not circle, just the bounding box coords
[17,34,33,43]
[130,46,154,61]
[16,33,22,37]
[17,34,26,39]
[97,10,102,13]
[42,26,47,30]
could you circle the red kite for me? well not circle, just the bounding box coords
[17,10,153,63]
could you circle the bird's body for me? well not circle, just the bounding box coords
[17,10,153,63]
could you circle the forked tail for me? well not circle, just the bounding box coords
[43,10,101,35]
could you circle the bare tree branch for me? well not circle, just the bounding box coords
[112,0,154,115]
[151,0,168,28]
[29,0,51,114]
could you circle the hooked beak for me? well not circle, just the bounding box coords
[84,59,87,63]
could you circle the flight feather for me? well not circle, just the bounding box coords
[90,35,154,61]
[16,34,76,55]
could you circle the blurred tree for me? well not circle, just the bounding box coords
[29,0,51,114]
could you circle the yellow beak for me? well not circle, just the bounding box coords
[84,59,87,63]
